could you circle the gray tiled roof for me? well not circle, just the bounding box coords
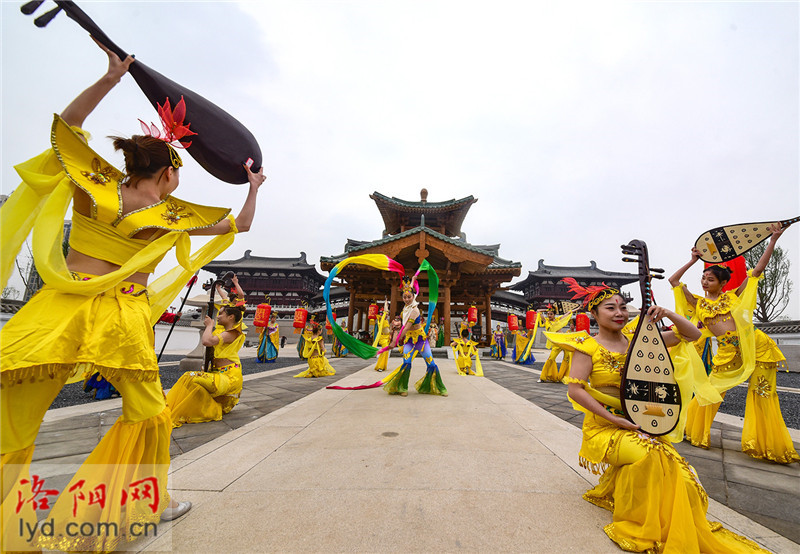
[511,259,638,289]
[321,226,521,270]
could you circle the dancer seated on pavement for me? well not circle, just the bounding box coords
[167,305,246,427]
[294,322,336,378]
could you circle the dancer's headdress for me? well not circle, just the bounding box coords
[561,278,619,311]
[400,276,418,296]
[138,96,197,169]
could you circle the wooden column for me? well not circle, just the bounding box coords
[485,292,492,343]
[443,285,452,346]
[347,290,355,331]
[358,307,365,333]
[389,282,399,319]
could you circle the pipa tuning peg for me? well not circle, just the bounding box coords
[651,267,665,273]
[651,274,665,280]
[20,0,45,15]
[34,5,62,27]
[621,257,639,263]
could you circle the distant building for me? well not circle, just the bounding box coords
[510,259,638,309]
[320,189,521,345]
[203,251,326,317]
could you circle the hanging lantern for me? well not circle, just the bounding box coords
[253,300,272,327]
[293,305,308,334]
[576,313,590,333]
[467,305,478,327]
[525,309,537,330]
[507,314,519,332]
[368,302,379,324]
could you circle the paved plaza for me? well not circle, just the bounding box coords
[29,350,800,553]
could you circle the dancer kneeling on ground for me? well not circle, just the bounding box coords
[0,44,264,551]
[167,305,246,427]
[294,322,336,378]
[546,284,769,553]
[452,328,483,376]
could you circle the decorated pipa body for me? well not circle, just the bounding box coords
[694,217,799,263]
[620,240,680,436]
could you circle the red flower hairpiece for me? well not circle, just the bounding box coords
[561,278,619,310]
[138,96,197,148]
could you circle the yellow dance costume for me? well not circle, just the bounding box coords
[677,275,798,464]
[0,117,237,552]
[451,337,483,376]
[374,318,392,371]
[294,336,336,378]
[167,323,246,427]
[539,312,573,382]
[548,331,768,553]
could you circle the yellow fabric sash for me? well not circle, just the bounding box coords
[2,144,236,326]
[672,272,760,394]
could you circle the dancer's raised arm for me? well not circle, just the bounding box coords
[61,39,134,128]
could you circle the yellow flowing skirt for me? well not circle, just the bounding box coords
[540,347,572,382]
[167,363,244,428]
[684,330,797,463]
[294,355,336,378]
[580,413,768,553]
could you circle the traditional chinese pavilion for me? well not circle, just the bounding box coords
[203,251,326,316]
[510,259,638,309]
[320,190,521,345]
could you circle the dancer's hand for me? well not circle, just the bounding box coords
[204,316,214,327]
[767,222,785,242]
[244,164,266,191]
[92,37,134,83]
[690,247,702,263]
[613,416,640,431]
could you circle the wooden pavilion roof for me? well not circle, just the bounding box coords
[370,190,477,238]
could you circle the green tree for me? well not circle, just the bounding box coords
[743,243,793,322]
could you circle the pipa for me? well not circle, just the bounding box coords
[694,217,798,263]
[620,240,680,436]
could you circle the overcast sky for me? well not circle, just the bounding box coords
[2,1,798,317]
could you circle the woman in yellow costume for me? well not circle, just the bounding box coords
[383,274,447,397]
[373,305,392,372]
[167,305,246,427]
[669,224,798,464]
[539,306,574,382]
[257,312,280,363]
[547,282,768,553]
[0,46,264,552]
[452,328,484,376]
[294,322,336,378]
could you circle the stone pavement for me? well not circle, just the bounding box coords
[25,354,800,553]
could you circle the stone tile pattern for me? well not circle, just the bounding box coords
[481,360,800,545]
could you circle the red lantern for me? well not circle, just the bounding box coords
[254,302,272,327]
[507,314,519,332]
[525,309,537,330]
[368,302,379,322]
[467,305,478,325]
[576,313,590,333]
[293,307,308,329]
